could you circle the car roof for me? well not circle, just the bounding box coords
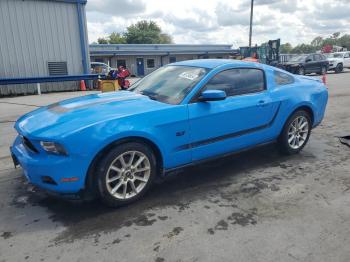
[171,59,262,69]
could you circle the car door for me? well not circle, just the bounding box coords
[187,68,278,161]
[304,55,316,73]
[317,54,327,71]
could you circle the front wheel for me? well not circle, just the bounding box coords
[297,67,305,75]
[96,142,157,207]
[334,63,343,73]
[278,111,312,155]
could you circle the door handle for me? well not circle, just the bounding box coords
[257,100,267,107]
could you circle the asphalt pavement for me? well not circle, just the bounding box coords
[0,71,349,262]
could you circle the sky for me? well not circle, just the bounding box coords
[86,0,350,48]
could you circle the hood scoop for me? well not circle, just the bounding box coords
[47,93,144,114]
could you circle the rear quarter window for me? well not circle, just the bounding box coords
[274,71,295,85]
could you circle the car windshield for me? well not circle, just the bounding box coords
[129,65,209,104]
[289,55,307,62]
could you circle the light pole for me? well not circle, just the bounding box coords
[249,0,254,48]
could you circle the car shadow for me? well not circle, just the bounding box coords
[12,143,307,242]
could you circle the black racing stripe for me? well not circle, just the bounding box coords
[176,102,281,151]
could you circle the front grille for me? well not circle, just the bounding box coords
[21,136,39,153]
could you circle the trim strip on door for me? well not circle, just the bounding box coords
[176,102,281,151]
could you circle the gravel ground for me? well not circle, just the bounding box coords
[0,71,349,262]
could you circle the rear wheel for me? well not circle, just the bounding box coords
[334,63,343,73]
[278,110,311,155]
[95,142,156,207]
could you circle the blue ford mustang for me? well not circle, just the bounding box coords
[11,60,328,206]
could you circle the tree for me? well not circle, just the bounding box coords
[108,32,126,44]
[97,37,108,44]
[277,32,350,55]
[96,20,173,45]
[280,43,293,53]
[159,33,173,44]
[332,32,341,39]
[338,34,350,50]
[291,44,317,54]
[124,20,173,44]
[311,36,323,47]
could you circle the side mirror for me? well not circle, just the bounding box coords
[306,59,312,63]
[198,90,226,102]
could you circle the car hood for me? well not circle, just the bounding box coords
[15,91,170,138]
[327,57,342,62]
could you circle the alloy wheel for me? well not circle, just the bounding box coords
[106,151,151,200]
[287,116,309,149]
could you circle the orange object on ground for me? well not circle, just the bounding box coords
[242,57,259,63]
[80,80,86,91]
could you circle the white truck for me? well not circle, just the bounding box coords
[327,51,350,73]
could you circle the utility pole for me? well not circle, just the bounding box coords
[249,0,254,48]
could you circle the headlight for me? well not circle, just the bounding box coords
[40,141,68,155]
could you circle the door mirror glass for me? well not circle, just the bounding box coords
[306,58,312,63]
[199,90,226,102]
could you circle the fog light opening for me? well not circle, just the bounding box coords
[41,176,57,185]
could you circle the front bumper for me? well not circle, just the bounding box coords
[11,135,88,194]
[328,63,336,70]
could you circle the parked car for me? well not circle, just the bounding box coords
[327,52,350,73]
[280,54,329,75]
[11,60,328,207]
[90,62,111,76]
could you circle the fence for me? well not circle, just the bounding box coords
[0,74,99,96]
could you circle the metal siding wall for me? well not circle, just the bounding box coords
[0,0,86,95]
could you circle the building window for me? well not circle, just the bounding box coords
[169,56,176,63]
[117,59,126,68]
[147,59,155,68]
[48,61,68,76]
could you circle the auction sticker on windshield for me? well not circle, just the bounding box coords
[179,72,199,81]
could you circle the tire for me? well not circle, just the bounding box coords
[95,142,157,207]
[278,110,312,155]
[334,63,343,74]
[297,67,305,75]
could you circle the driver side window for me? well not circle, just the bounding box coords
[204,68,265,97]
